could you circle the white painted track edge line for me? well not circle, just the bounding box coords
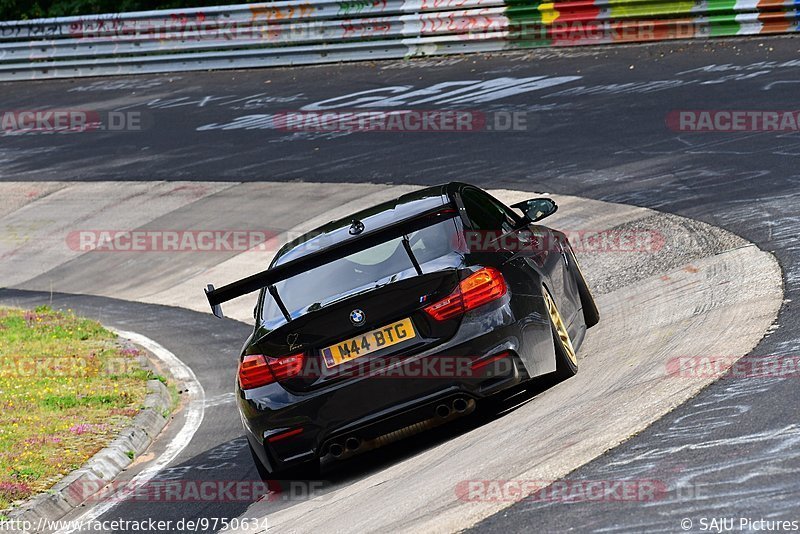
[55,328,206,534]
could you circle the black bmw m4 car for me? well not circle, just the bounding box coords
[205,182,599,478]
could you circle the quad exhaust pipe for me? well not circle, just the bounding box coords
[328,436,362,458]
[452,397,469,413]
[435,404,451,419]
[329,442,345,458]
[436,397,470,418]
[326,397,476,460]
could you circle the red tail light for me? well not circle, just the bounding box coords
[471,351,512,372]
[239,353,305,390]
[424,267,507,321]
[267,427,304,443]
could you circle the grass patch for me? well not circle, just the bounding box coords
[0,306,152,511]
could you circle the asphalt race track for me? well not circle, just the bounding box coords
[1,34,800,533]
[0,184,779,532]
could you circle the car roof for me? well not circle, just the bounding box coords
[272,183,462,267]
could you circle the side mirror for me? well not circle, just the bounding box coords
[510,198,558,223]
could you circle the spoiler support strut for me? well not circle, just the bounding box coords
[268,285,292,323]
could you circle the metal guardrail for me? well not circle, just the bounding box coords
[0,0,798,81]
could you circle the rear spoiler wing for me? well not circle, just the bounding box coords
[204,204,458,318]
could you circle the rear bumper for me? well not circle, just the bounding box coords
[241,303,544,474]
[243,353,526,473]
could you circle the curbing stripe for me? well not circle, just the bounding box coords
[8,378,171,530]
[53,330,206,534]
[3,329,205,534]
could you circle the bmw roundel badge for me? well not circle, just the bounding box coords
[350,309,366,326]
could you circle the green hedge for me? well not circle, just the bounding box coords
[1,0,260,20]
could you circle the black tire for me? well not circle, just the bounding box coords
[542,287,578,381]
[566,245,600,328]
[248,441,320,481]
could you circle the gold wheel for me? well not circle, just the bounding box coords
[543,288,577,367]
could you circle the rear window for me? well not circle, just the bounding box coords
[261,219,460,325]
